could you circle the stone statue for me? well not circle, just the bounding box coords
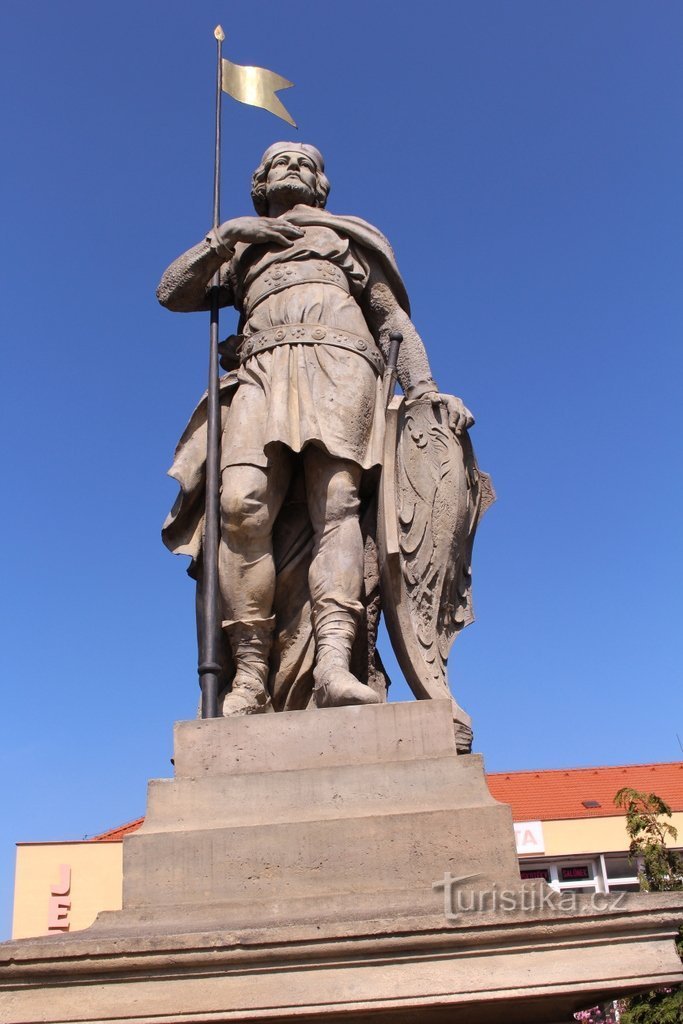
[158,142,491,752]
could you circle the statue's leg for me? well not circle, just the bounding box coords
[219,454,292,715]
[304,445,380,708]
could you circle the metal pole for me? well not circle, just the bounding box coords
[198,25,225,718]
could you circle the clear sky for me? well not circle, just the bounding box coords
[1,1,682,939]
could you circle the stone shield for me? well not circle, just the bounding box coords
[377,395,495,753]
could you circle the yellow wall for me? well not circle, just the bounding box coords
[12,843,122,940]
[534,811,683,858]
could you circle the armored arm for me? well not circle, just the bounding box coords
[362,259,437,399]
[157,214,308,313]
[156,236,234,313]
[363,258,474,434]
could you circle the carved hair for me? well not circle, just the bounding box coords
[251,157,330,216]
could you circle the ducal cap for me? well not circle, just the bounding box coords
[260,141,325,172]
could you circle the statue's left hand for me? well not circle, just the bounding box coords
[427,393,475,435]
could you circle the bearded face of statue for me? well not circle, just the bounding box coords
[265,150,317,212]
[250,143,329,216]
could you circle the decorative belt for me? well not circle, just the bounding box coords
[243,260,350,317]
[240,323,383,374]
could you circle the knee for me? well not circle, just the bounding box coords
[311,473,360,535]
[220,471,272,540]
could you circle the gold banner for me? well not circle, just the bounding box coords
[221,57,296,127]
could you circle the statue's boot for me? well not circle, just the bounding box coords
[313,654,380,707]
[312,617,380,708]
[221,617,274,716]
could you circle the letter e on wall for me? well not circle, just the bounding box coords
[47,864,71,932]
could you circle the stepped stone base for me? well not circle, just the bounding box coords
[121,699,521,930]
[1,700,682,1023]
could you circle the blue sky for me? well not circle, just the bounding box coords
[1,1,681,938]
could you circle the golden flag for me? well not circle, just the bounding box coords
[220,55,296,127]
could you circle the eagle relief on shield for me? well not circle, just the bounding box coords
[378,394,495,754]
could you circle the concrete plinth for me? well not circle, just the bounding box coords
[122,700,521,930]
[1,700,682,1023]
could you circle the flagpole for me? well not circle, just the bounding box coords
[198,24,225,719]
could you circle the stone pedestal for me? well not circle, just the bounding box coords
[122,699,521,931]
[1,700,682,1023]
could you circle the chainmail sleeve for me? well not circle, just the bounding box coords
[384,318,437,397]
[363,269,438,397]
[157,238,235,313]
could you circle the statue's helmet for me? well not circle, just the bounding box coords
[251,142,330,215]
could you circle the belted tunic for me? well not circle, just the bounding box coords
[222,222,387,471]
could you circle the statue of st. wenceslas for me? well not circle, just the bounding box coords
[158,142,493,752]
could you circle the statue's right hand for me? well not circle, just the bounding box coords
[217,216,304,249]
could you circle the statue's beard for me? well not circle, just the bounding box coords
[266,179,316,209]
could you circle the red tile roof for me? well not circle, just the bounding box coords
[91,818,143,842]
[487,761,683,822]
[89,761,683,839]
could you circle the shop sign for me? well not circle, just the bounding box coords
[514,820,545,855]
[560,865,590,881]
[47,864,71,932]
[520,868,550,881]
